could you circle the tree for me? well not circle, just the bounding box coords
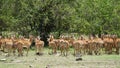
[0,0,120,38]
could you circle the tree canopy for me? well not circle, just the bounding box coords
[0,0,120,37]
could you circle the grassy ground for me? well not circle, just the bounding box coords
[0,48,120,68]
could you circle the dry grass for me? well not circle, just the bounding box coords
[0,48,120,68]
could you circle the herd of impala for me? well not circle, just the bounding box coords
[0,34,120,57]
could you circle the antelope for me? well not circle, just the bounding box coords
[101,35,114,54]
[3,37,14,56]
[35,36,44,55]
[14,35,34,56]
[73,38,85,56]
[92,37,104,55]
[48,35,59,54]
[59,38,69,56]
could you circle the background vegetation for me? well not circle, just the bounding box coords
[0,0,120,37]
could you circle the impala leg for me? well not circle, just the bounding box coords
[26,47,29,56]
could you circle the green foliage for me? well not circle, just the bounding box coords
[0,0,120,36]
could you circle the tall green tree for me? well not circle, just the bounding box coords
[0,0,120,37]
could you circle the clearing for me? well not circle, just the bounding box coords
[0,48,120,68]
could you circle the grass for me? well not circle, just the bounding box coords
[0,48,120,68]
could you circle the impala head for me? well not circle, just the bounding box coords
[111,34,117,41]
[36,36,41,40]
[47,37,53,42]
[29,35,35,42]
[89,35,93,40]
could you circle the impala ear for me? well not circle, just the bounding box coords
[0,36,2,39]
[39,37,41,40]
[37,36,41,40]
